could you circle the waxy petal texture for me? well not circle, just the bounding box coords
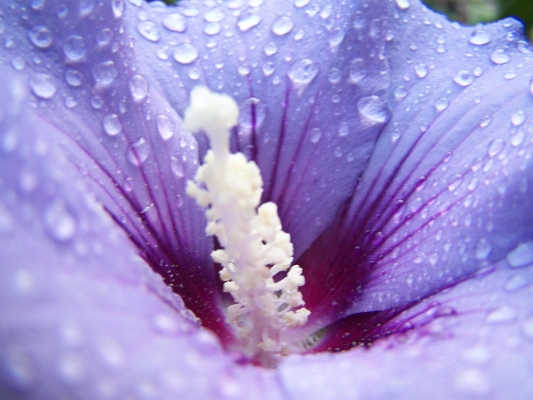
[130,0,391,257]
[0,64,281,399]
[0,0,232,338]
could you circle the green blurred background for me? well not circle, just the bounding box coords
[422,0,533,40]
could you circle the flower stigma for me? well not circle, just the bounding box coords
[184,87,310,362]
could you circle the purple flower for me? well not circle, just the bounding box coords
[1,0,533,398]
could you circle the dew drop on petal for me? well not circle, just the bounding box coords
[469,29,491,45]
[475,238,491,260]
[170,156,184,178]
[435,97,449,112]
[394,86,408,101]
[28,26,52,48]
[237,10,261,32]
[487,139,504,157]
[44,201,76,241]
[92,60,118,87]
[102,114,122,136]
[489,49,510,65]
[506,241,533,268]
[112,0,125,18]
[348,58,366,84]
[395,0,410,10]
[294,0,311,7]
[453,70,474,87]
[262,62,275,76]
[511,110,526,126]
[287,59,318,93]
[156,114,175,140]
[63,35,86,62]
[128,74,149,102]
[29,73,56,99]
[127,138,150,166]
[96,28,113,47]
[511,130,524,146]
[338,122,349,137]
[414,64,428,78]
[357,96,390,124]
[479,115,492,128]
[173,43,198,64]
[264,42,278,56]
[486,305,516,324]
[204,22,221,35]
[163,13,187,32]
[328,67,341,84]
[504,274,529,292]
[204,7,225,23]
[309,128,322,143]
[137,21,160,42]
[65,69,83,87]
[11,57,26,71]
[271,15,294,36]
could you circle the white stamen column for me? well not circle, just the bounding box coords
[184,86,310,359]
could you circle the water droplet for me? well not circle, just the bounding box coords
[238,65,250,76]
[127,138,150,166]
[487,139,504,157]
[204,7,225,23]
[262,62,275,76]
[30,0,45,10]
[511,130,524,146]
[357,96,390,124]
[156,114,175,140]
[128,75,149,102]
[511,110,526,126]
[486,305,516,324]
[65,70,83,87]
[328,28,345,49]
[414,64,428,78]
[90,95,104,110]
[294,0,311,7]
[96,28,113,47]
[504,274,529,292]
[435,97,449,112]
[469,29,491,45]
[29,73,56,99]
[455,369,491,394]
[28,26,52,48]
[489,49,510,65]
[287,59,319,94]
[170,156,184,178]
[112,0,124,18]
[204,22,221,35]
[173,43,198,64]
[394,86,408,101]
[239,98,267,133]
[58,353,84,384]
[237,10,261,31]
[92,60,118,87]
[44,201,76,241]
[271,15,294,36]
[79,0,96,17]
[11,56,26,71]
[453,70,474,87]
[348,58,366,84]
[137,21,160,42]
[475,238,491,260]
[264,42,278,56]
[64,96,77,108]
[479,115,492,128]
[310,128,322,143]
[102,114,122,136]
[506,241,533,268]
[63,35,86,62]
[395,0,410,10]
[338,122,349,137]
[163,13,187,32]
[334,147,343,157]
[328,68,341,84]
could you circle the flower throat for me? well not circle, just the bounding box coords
[184,87,310,360]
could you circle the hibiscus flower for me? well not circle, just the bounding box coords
[1,0,533,398]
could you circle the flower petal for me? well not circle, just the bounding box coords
[298,1,533,332]
[0,0,229,338]
[0,65,280,399]
[129,0,392,256]
[280,259,533,399]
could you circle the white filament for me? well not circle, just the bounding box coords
[184,86,310,355]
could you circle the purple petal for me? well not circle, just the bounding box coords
[0,64,281,399]
[298,1,533,334]
[130,0,391,257]
[0,0,231,338]
[280,259,533,399]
